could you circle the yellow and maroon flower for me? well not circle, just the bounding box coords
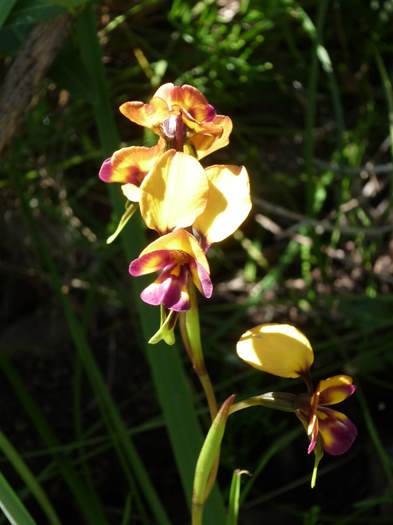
[98,139,165,202]
[128,149,251,310]
[236,324,357,456]
[119,83,232,159]
[129,229,212,311]
[297,375,357,456]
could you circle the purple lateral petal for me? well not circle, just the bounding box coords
[141,277,173,306]
[129,250,176,277]
[99,157,113,182]
[140,271,190,311]
[161,268,189,311]
[318,407,358,456]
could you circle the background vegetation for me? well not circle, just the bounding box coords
[1,0,393,523]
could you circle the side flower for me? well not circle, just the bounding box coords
[236,324,357,458]
[119,82,232,159]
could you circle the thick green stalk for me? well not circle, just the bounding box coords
[179,285,218,420]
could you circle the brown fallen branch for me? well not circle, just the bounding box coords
[0,13,72,156]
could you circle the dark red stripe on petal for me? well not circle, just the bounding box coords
[129,250,175,277]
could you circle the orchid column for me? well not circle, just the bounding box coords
[99,83,251,420]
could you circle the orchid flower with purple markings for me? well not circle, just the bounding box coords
[297,375,357,456]
[128,149,251,314]
[129,229,212,312]
[119,83,232,159]
[236,324,357,474]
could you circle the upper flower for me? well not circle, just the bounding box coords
[119,83,232,159]
[236,323,357,456]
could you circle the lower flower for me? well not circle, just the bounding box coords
[296,375,357,456]
[129,229,212,311]
[236,324,358,457]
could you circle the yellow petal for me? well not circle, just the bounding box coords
[121,183,141,202]
[193,165,251,244]
[191,115,233,159]
[236,324,314,378]
[139,150,209,233]
[318,375,356,406]
[119,97,169,131]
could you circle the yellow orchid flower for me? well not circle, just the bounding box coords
[119,82,232,159]
[236,324,357,456]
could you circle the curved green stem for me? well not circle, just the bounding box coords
[179,285,218,420]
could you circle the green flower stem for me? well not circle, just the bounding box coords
[199,372,218,422]
[229,392,298,415]
[179,285,218,421]
[191,503,203,525]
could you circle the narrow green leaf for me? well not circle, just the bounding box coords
[6,0,65,27]
[0,470,37,525]
[375,48,393,204]
[0,0,17,27]
[226,470,249,525]
[0,432,61,525]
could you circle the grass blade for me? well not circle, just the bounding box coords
[0,432,61,525]
[226,470,249,525]
[0,0,17,27]
[12,174,171,524]
[0,353,110,525]
[0,470,37,525]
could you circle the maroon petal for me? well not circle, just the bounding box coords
[317,407,358,455]
[190,261,213,299]
[141,271,190,311]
